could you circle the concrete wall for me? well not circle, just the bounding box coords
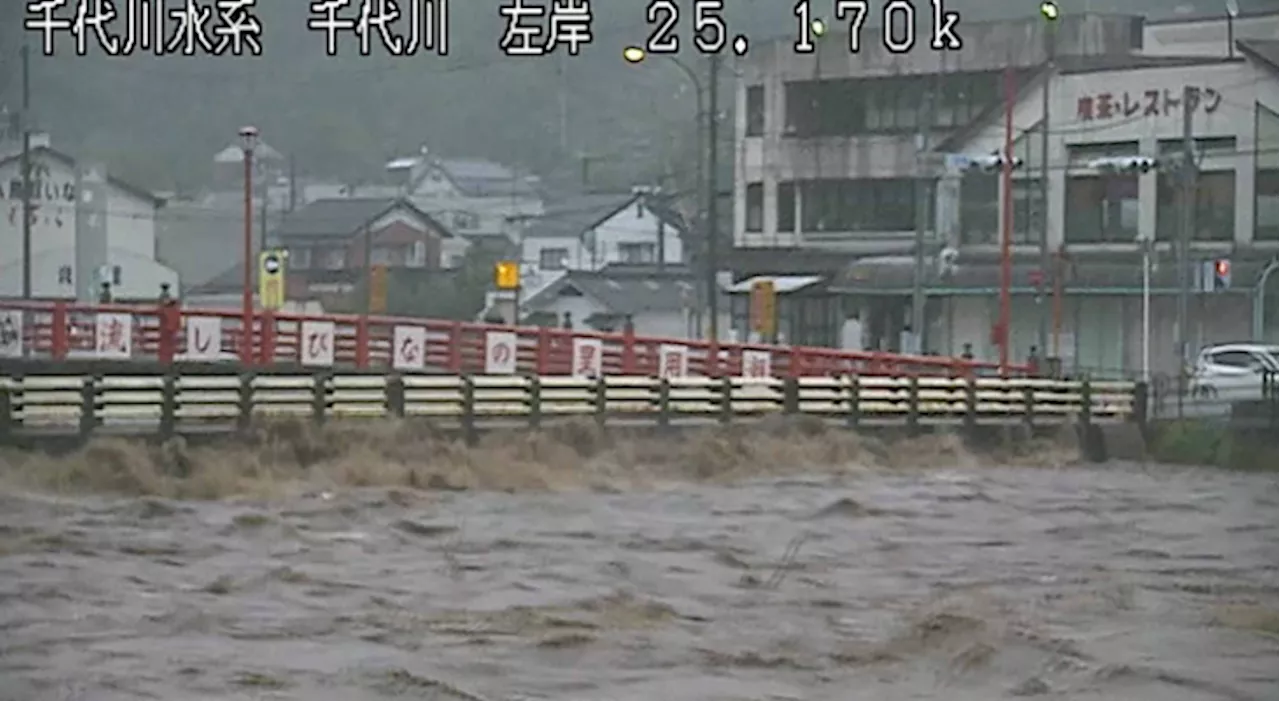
[526,292,694,339]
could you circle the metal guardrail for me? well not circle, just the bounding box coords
[0,371,1139,444]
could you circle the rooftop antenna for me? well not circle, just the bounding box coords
[1225,0,1239,58]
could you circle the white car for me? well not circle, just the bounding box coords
[1188,343,1279,401]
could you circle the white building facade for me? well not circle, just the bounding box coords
[0,143,178,301]
[520,193,685,273]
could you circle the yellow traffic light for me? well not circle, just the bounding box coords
[259,249,286,310]
[749,279,777,338]
[494,260,520,290]
[368,264,388,314]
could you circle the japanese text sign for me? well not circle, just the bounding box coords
[1076,85,1222,122]
[300,320,336,367]
[658,344,689,379]
[572,337,603,378]
[485,330,518,374]
[184,316,223,361]
[393,325,427,371]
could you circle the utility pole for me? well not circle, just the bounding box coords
[910,74,937,354]
[20,40,33,300]
[1176,85,1197,399]
[362,221,373,315]
[1038,11,1057,359]
[705,52,721,342]
[557,54,569,155]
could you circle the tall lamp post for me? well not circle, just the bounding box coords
[239,125,259,366]
[1038,1,1058,359]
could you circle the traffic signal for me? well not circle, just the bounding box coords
[1212,258,1231,291]
[259,250,286,310]
[1039,1,1060,21]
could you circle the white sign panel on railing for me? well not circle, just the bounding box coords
[485,330,518,374]
[184,316,223,361]
[392,325,427,371]
[0,310,23,358]
[300,320,336,367]
[571,337,603,378]
[741,349,772,379]
[658,343,689,379]
[94,312,132,359]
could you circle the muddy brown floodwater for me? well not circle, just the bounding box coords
[0,430,1275,700]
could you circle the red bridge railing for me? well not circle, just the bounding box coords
[0,300,1023,378]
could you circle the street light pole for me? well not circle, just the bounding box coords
[20,40,32,300]
[1039,2,1058,359]
[705,52,722,343]
[239,125,259,366]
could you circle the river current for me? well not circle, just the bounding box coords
[0,425,1275,700]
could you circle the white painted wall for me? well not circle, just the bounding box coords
[520,201,684,273]
[1143,15,1278,57]
[955,60,1278,249]
[527,291,695,340]
[0,154,77,298]
[408,164,543,239]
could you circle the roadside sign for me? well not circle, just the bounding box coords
[95,312,133,359]
[0,310,23,358]
[572,337,603,378]
[259,250,286,310]
[392,325,426,371]
[749,280,777,337]
[300,320,336,366]
[184,316,223,361]
[659,344,689,379]
[494,260,520,290]
[369,264,389,314]
[485,330,517,374]
[741,349,772,379]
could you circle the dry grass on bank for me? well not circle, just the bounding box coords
[0,417,1082,500]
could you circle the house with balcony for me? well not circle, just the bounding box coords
[386,149,542,265]
[190,197,453,307]
[519,191,686,272]
[732,10,1278,374]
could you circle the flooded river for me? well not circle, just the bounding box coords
[0,426,1275,700]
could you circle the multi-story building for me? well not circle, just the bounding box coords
[732,11,1278,375]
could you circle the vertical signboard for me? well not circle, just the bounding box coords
[485,330,518,374]
[658,343,689,379]
[571,337,603,378]
[300,320,336,366]
[94,312,133,359]
[184,316,223,361]
[741,349,772,379]
[392,324,427,371]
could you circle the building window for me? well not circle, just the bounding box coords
[746,86,764,136]
[289,247,312,269]
[745,183,763,232]
[407,241,427,267]
[1012,178,1044,245]
[777,182,796,233]
[539,247,569,270]
[617,242,655,264]
[1065,175,1139,243]
[324,248,346,269]
[1156,171,1235,242]
[959,173,997,245]
[799,178,920,233]
[1257,169,1278,241]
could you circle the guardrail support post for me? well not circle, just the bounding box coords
[1023,384,1036,429]
[720,376,733,424]
[237,372,254,433]
[387,373,405,419]
[528,375,542,430]
[1132,381,1148,427]
[159,370,177,439]
[964,377,978,433]
[79,375,98,439]
[782,377,799,415]
[312,371,329,424]
[1078,378,1093,432]
[594,375,608,429]
[846,375,860,429]
[907,375,920,435]
[461,374,477,446]
[0,383,12,444]
[657,378,671,430]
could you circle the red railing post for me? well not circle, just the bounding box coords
[238,312,255,367]
[51,302,68,360]
[790,347,804,377]
[536,326,551,374]
[621,325,636,374]
[446,321,463,373]
[355,316,370,369]
[157,301,179,364]
[706,337,720,377]
[258,310,277,366]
